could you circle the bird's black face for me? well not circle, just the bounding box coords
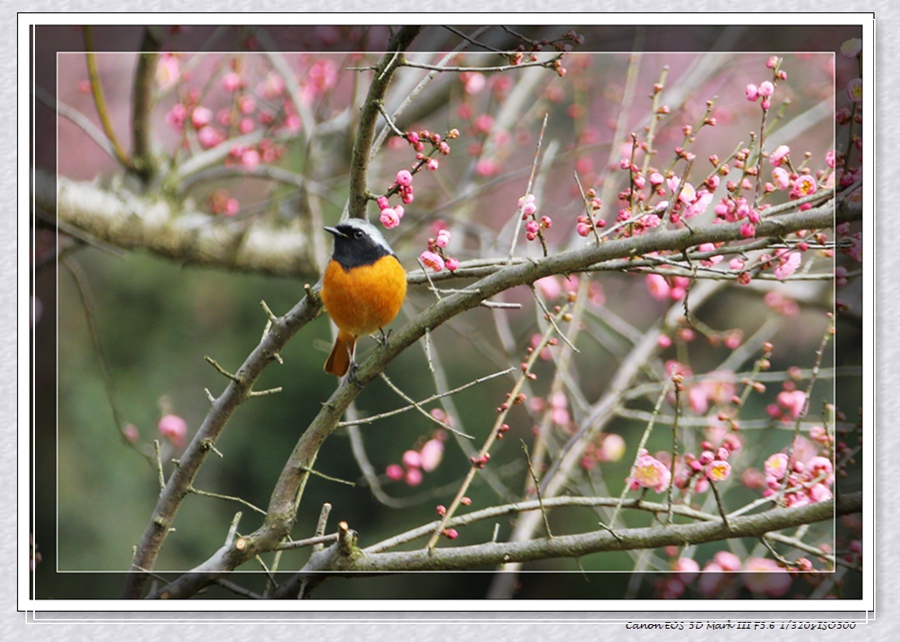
[326,219,394,270]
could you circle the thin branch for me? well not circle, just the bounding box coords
[709,481,732,530]
[276,533,340,552]
[189,485,267,516]
[521,441,552,538]
[62,257,152,460]
[507,113,549,261]
[35,86,116,160]
[612,381,671,529]
[204,356,240,382]
[397,57,563,74]
[371,28,493,156]
[338,368,512,429]
[425,305,568,550]
[297,466,356,487]
[83,27,133,170]
[378,373,473,439]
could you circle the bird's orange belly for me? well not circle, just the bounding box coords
[321,256,407,338]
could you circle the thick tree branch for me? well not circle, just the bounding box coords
[336,491,860,572]
[38,170,320,277]
[130,28,162,183]
[348,26,424,219]
[37,163,858,282]
[276,490,862,599]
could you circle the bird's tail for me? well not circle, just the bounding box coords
[324,332,355,377]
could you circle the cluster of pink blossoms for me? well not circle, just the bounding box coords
[617,57,839,294]
[385,425,447,487]
[766,381,808,422]
[158,54,343,216]
[579,433,626,471]
[378,129,462,272]
[675,432,742,493]
[575,189,605,237]
[207,189,240,217]
[518,194,553,242]
[534,274,605,308]
[645,273,691,302]
[762,447,834,508]
[745,55,787,108]
[659,551,795,599]
[419,221,460,273]
[375,172,409,230]
[685,370,738,416]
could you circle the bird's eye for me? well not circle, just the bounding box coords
[353,229,364,239]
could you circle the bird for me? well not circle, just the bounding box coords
[319,217,407,378]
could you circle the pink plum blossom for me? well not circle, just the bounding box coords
[155,54,180,90]
[420,251,445,272]
[769,145,790,167]
[630,451,672,493]
[773,251,801,280]
[379,208,401,229]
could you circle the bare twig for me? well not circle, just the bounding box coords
[83,27,133,170]
[521,441,552,538]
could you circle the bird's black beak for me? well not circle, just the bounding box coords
[324,226,345,238]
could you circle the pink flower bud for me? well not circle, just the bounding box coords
[158,414,188,448]
[646,273,670,301]
[395,169,413,187]
[240,148,260,170]
[404,467,423,486]
[713,550,741,571]
[401,449,422,469]
[197,126,224,149]
[124,423,140,443]
[222,71,243,92]
[419,439,444,472]
[238,95,256,115]
[191,106,213,129]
